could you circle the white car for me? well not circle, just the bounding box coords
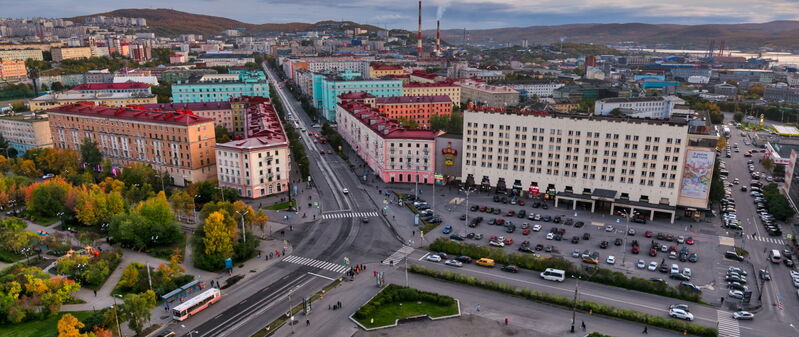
[732,311,754,320]
[546,233,555,240]
[648,261,658,271]
[444,259,463,267]
[670,264,679,274]
[605,225,614,232]
[636,259,646,269]
[489,240,505,247]
[728,290,744,299]
[342,188,349,194]
[606,256,616,265]
[668,308,694,321]
[683,268,692,277]
[532,224,542,232]
[426,254,442,262]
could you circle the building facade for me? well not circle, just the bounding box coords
[281,56,372,80]
[52,47,92,62]
[47,103,217,186]
[458,81,520,107]
[369,63,406,78]
[403,81,461,108]
[506,81,565,98]
[764,87,799,104]
[29,92,158,111]
[594,96,677,119]
[216,97,291,198]
[71,82,152,95]
[462,108,717,223]
[0,48,43,61]
[172,71,269,103]
[336,100,440,184]
[0,114,52,154]
[312,70,403,121]
[0,58,26,80]
[141,101,235,133]
[196,53,255,67]
[374,95,453,129]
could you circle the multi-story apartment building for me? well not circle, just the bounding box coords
[594,96,680,119]
[369,63,406,78]
[336,100,441,184]
[715,69,774,83]
[281,56,373,80]
[0,58,27,80]
[29,92,158,111]
[52,47,92,62]
[72,82,152,95]
[216,97,291,198]
[142,101,235,133]
[0,48,43,61]
[462,107,718,223]
[505,80,565,98]
[0,114,52,154]
[403,81,461,108]
[312,70,403,121]
[196,53,254,67]
[764,87,799,104]
[172,71,269,103]
[374,95,453,129]
[47,103,217,186]
[458,80,520,107]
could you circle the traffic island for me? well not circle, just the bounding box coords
[350,284,461,330]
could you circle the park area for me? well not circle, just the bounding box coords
[352,284,460,329]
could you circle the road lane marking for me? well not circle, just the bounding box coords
[419,252,430,261]
[307,272,335,281]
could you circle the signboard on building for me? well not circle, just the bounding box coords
[679,150,715,199]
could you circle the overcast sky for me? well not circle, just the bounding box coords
[4,0,799,30]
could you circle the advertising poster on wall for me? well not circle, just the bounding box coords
[680,150,715,199]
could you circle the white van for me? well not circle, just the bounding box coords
[769,249,782,263]
[540,268,565,282]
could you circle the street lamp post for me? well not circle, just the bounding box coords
[570,275,581,333]
[460,186,475,234]
[236,210,249,243]
[287,289,295,335]
[192,194,200,224]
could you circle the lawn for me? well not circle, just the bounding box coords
[261,200,296,210]
[358,300,459,328]
[0,250,25,263]
[353,284,459,329]
[0,311,93,337]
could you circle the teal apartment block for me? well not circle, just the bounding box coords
[312,69,403,121]
[172,70,270,103]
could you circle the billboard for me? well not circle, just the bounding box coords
[680,150,715,199]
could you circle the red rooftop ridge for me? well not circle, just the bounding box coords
[72,83,151,90]
[338,100,442,140]
[47,103,215,126]
[403,80,459,88]
[375,95,451,104]
[338,92,376,99]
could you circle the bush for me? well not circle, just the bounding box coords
[429,238,701,302]
[409,265,716,337]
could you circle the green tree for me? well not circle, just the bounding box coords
[733,112,744,123]
[0,134,18,158]
[51,82,65,91]
[215,125,231,143]
[27,178,72,217]
[151,84,172,103]
[762,158,775,172]
[396,117,419,129]
[121,290,156,335]
[79,138,102,168]
[169,191,195,221]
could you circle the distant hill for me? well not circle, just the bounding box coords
[67,8,382,36]
[433,21,799,50]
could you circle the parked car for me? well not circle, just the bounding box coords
[501,265,520,273]
[444,259,463,267]
[668,308,694,321]
[442,225,452,234]
[426,254,442,262]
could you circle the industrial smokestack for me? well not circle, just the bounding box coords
[436,20,441,55]
[417,1,423,56]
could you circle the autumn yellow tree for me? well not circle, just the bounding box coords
[254,209,269,235]
[57,313,89,337]
[13,159,40,178]
[118,262,142,291]
[202,211,234,258]
[169,191,195,221]
[73,185,126,227]
[98,177,125,193]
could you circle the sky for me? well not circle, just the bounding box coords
[3,0,799,30]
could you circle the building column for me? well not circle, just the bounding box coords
[650,210,655,221]
[609,203,615,215]
[669,211,675,224]
[573,200,577,210]
[554,197,559,208]
[590,201,595,213]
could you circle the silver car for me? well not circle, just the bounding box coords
[444,259,463,267]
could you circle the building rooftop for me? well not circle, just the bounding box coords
[47,103,214,126]
[403,80,458,88]
[31,91,155,101]
[338,100,441,140]
[339,92,376,99]
[72,83,150,90]
[198,53,253,59]
[370,63,403,71]
[375,95,452,104]
[216,97,288,150]
[410,71,440,80]
[466,104,688,127]
[599,96,666,103]
[457,81,518,93]
[139,101,232,111]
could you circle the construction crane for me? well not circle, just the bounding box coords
[717,40,726,57]
[706,39,715,59]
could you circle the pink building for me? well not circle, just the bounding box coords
[336,100,441,184]
[141,101,235,132]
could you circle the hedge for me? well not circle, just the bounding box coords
[409,265,717,337]
[429,238,701,302]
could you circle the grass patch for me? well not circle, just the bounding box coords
[261,200,296,211]
[32,216,58,227]
[353,284,458,329]
[0,250,25,263]
[0,311,93,337]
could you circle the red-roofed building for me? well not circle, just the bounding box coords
[215,97,291,198]
[409,71,445,83]
[336,100,441,184]
[47,103,217,186]
[403,81,461,106]
[375,95,453,129]
[72,82,152,95]
[369,62,406,78]
[338,92,376,106]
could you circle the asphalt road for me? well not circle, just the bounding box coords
[171,63,402,337]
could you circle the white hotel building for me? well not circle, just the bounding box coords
[462,108,718,223]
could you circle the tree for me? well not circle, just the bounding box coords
[169,191,195,220]
[118,263,143,291]
[122,290,156,335]
[397,117,419,129]
[0,134,18,158]
[215,125,231,143]
[733,112,744,123]
[747,84,765,97]
[13,159,40,178]
[57,313,88,337]
[762,157,775,172]
[254,209,269,234]
[709,159,725,203]
[79,138,103,168]
[609,108,625,117]
[26,177,73,217]
[73,185,126,227]
[201,211,234,261]
[716,136,728,151]
[51,82,65,92]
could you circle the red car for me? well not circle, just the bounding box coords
[506,210,515,216]
[631,245,640,254]
[685,237,695,245]
[503,237,514,245]
[644,231,653,238]
[522,228,531,236]
[649,248,657,256]
[517,200,525,206]
[489,235,498,242]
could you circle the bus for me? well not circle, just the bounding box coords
[171,288,221,321]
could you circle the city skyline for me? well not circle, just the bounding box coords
[3,0,799,30]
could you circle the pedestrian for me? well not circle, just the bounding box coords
[581,321,586,331]
[93,289,97,297]
[338,301,342,308]
[306,319,310,326]
[412,230,415,237]
[642,326,648,334]
[476,304,481,312]
[290,225,293,231]
[328,304,331,310]
[270,252,274,258]
[258,251,261,258]
[504,317,508,325]
[282,248,286,256]
[721,297,725,305]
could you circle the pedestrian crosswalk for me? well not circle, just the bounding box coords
[382,246,415,265]
[751,236,784,245]
[321,211,379,220]
[282,255,350,274]
[716,310,740,337]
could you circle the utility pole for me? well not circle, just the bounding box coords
[237,210,249,243]
[570,275,580,333]
[112,297,122,337]
[405,256,409,287]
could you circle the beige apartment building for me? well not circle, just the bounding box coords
[403,81,461,107]
[52,47,92,62]
[458,80,520,107]
[47,103,217,186]
[0,48,43,61]
[29,92,158,111]
[0,114,52,154]
[462,108,717,223]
